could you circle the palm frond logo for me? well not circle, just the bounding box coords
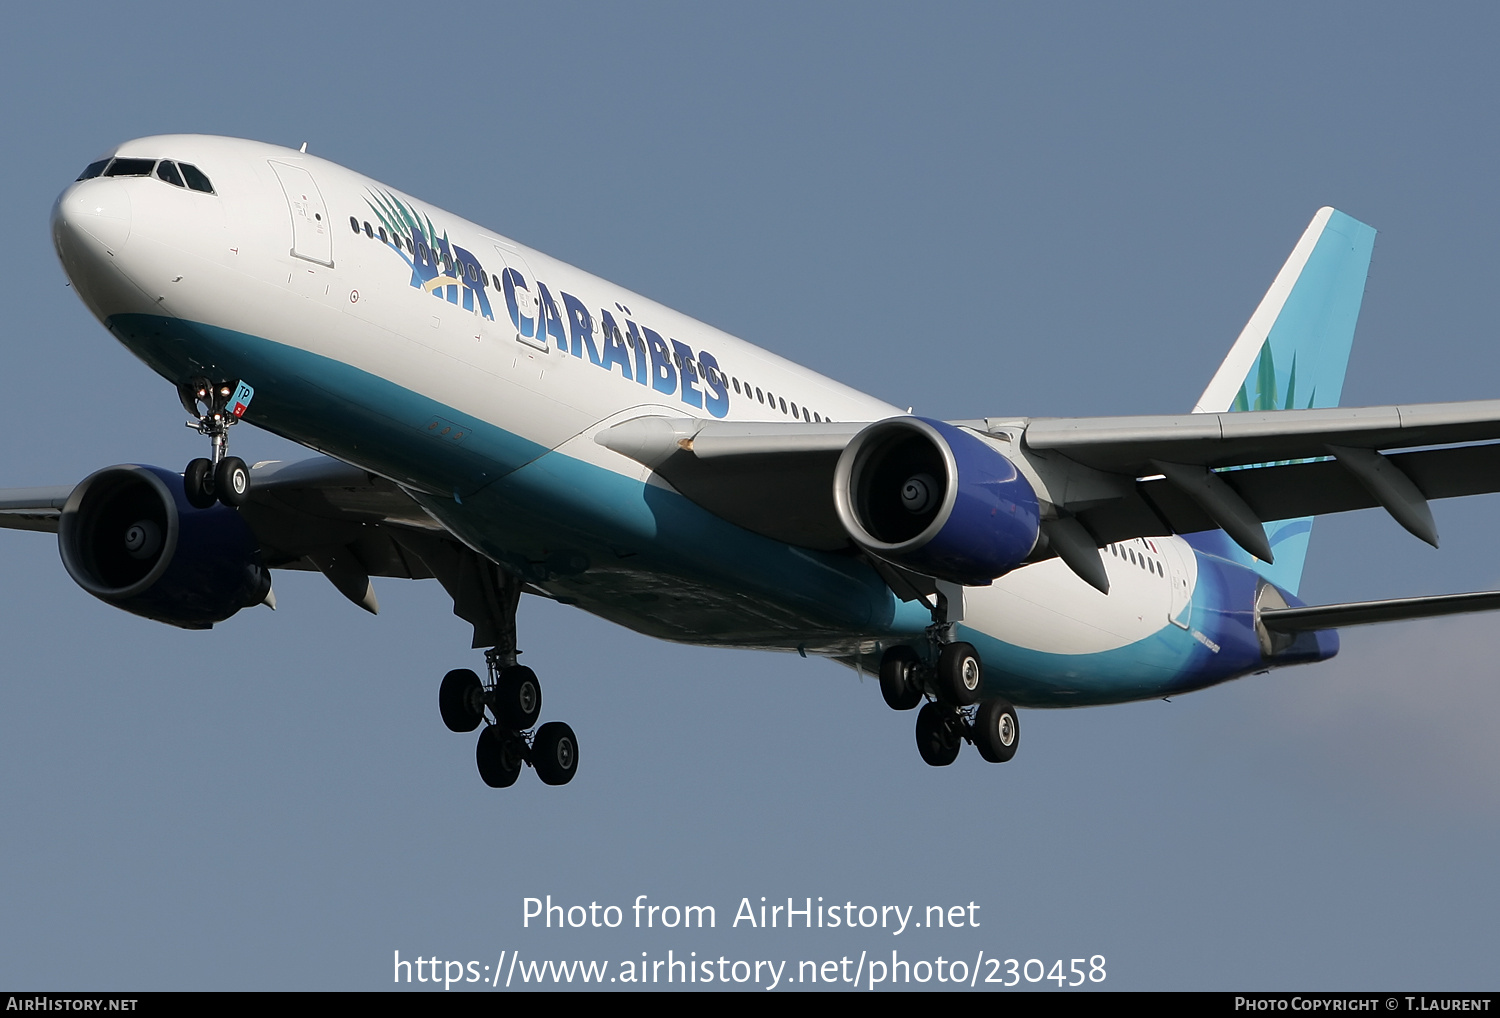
[1230,338,1316,413]
[364,190,493,320]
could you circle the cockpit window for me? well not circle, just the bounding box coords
[155,161,186,188]
[103,158,156,177]
[178,163,214,194]
[77,157,216,194]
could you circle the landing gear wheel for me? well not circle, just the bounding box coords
[972,698,1020,763]
[914,702,963,766]
[879,645,924,710]
[475,726,525,788]
[935,641,983,707]
[439,668,485,733]
[495,666,542,729]
[183,458,216,509]
[215,456,250,507]
[532,721,579,785]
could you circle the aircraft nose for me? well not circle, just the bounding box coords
[52,178,132,261]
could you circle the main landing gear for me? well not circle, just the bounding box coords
[877,590,1020,767]
[178,377,253,509]
[434,568,579,788]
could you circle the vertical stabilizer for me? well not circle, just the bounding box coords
[1187,208,1376,594]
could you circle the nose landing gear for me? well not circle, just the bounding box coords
[178,377,254,509]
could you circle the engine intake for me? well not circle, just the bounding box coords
[834,417,1039,585]
[58,464,270,629]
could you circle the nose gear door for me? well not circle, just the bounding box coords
[269,161,334,267]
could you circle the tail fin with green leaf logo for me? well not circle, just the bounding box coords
[1187,207,1377,595]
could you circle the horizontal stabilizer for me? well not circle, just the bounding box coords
[1260,589,1500,632]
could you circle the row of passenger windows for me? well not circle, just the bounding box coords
[729,375,831,422]
[1106,542,1163,576]
[348,215,836,421]
[77,158,214,194]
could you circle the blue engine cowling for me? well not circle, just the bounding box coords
[58,464,270,629]
[833,418,1040,586]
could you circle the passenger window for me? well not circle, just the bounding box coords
[104,158,155,177]
[378,226,388,243]
[350,217,360,233]
[732,378,741,394]
[156,161,185,187]
[76,159,110,181]
[779,398,787,414]
[790,402,799,418]
[363,221,374,237]
[756,388,764,404]
[178,163,214,193]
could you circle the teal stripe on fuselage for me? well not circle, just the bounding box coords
[108,312,1288,707]
[109,312,915,645]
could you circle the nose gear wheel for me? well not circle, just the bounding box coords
[178,377,253,509]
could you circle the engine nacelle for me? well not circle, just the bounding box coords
[833,417,1040,586]
[58,464,270,629]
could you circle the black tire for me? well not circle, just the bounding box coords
[215,455,250,507]
[439,668,484,733]
[476,726,524,788]
[495,665,541,730]
[532,721,579,785]
[183,458,216,509]
[972,697,1020,763]
[879,645,924,710]
[914,702,962,766]
[935,641,983,707]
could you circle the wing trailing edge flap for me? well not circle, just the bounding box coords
[1070,441,1500,551]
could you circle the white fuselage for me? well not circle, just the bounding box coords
[51,135,1264,708]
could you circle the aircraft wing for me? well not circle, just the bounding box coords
[597,399,1500,561]
[0,457,524,633]
[1017,399,1500,472]
[0,487,72,533]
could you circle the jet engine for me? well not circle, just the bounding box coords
[58,464,270,629]
[833,417,1040,585]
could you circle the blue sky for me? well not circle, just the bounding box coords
[1,3,1498,990]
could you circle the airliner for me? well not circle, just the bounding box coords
[7,134,1500,788]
